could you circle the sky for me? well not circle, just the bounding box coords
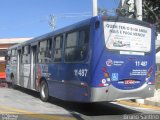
[0,0,120,38]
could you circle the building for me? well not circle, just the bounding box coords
[0,38,31,61]
[0,38,31,80]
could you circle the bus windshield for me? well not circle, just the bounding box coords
[103,21,151,52]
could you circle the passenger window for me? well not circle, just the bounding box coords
[65,28,89,62]
[38,39,52,63]
[24,46,30,54]
[78,29,89,60]
[66,32,78,47]
[53,36,63,62]
[39,40,47,52]
[10,49,17,64]
[65,31,78,62]
[6,51,11,64]
[11,49,16,56]
[46,39,52,59]
[8,50,11,55]
[22,46,30,64]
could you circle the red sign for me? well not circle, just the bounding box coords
[124,80,135,85]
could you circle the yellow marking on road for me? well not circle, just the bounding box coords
[0,106,77,120]
[117,100,160,111]
[0,111,18,114]
[0,106,35,114]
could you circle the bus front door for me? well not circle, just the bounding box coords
[17,49,21,85]
[30,46,37,90]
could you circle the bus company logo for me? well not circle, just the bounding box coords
[106,59,113,66]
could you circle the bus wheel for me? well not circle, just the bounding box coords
[40,80,49,102]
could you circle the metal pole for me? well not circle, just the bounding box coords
[92,0,98,16]
[121,0,125,6]
[135,0,142,20]
[135,0,144,104]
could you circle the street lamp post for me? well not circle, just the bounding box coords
[92,0,98,16]
[135,0,142,20]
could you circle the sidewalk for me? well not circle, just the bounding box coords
[144,89,160,107]
[117,89,160,109]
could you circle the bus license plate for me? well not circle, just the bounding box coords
[124,80,135,85]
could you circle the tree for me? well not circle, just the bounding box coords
[98,8,108,16]
[142,0,160,33]
[117,0,160,33]
[142,0,160,53]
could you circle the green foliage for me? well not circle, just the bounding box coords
[98,8,107,16]
[143,0,160,32]
[117,0,160,32]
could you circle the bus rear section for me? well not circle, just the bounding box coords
[89,16,156,102]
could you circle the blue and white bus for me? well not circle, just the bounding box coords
[5,16,156,102]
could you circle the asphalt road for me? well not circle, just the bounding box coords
[0,87,160,120]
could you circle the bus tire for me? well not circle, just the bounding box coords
[40,80,49,102]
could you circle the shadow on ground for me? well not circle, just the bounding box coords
[14,86,140,117]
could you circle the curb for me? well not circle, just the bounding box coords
[144,100,160,107]
[117,100,160,111]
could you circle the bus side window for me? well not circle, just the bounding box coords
[38,39,52,63]
[7,50,11,64]
[65,31,78,62]
[22,46,30,64]
[6,56,10,64]
[38,41,47,63]
[65,28,89,62]
[11,49,17,64]
[53,36,63,62]
[47,38,52,58]
[78,29,89,60]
